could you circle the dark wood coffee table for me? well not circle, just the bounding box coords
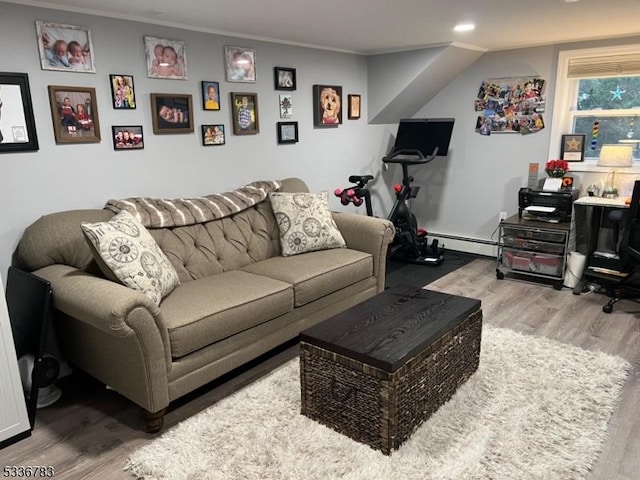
[299,284,482,455]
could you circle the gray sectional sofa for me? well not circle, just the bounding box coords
[14,177,395,431]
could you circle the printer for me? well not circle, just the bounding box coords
[518,187,578,223]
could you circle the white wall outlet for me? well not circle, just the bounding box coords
[499,211,508,221]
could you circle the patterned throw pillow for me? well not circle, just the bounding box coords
[269,191,346,256]
[81,210,180,305]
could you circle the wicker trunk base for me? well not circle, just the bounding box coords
[300,309,482,455]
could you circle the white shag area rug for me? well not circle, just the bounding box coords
[127,326,630,480]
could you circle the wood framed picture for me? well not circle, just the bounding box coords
[35,21,95,73]
[112,125,143,150]
[0,72,39,153]
[274,67,296,91]
[560,134,586,162]
[109,74,136,109]
[313,85,342,126]
[201,81,220,111]
[144,36,188,80]
[47,85,100,144]
[202,124,225,146]
[224,46,256,83]
[277,121,298,144]
[150,93,193,134]
[230,92,259,135]
[348,94,361,120]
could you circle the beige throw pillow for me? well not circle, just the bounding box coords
[81,210,180,305]
[269,191,346,256]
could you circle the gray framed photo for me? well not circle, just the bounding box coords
[144,36,188,80]
[225,46,256,83]
[560,134,586,162]
[277,121,298,144]
[35,21,95,73]
[112,125,143,150]
[47,85,100,144]
[150,93,193,134]
[0,72,39,153]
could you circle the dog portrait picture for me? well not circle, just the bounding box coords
[313,84,342,127]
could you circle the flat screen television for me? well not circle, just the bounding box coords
[390,118,455,158]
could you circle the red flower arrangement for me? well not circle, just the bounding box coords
[545,159,569,178]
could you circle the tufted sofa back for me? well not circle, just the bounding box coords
[16,177,309,281]
[150,200,281,283]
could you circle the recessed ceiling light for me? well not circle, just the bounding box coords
[453,23,475,33]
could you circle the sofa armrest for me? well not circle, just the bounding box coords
[32,264,171,412]
[332,212,395,293]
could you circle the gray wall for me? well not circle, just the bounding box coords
[2,2,640,282]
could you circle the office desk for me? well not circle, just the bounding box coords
[572,196,629,293]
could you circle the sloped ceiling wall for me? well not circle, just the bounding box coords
[367,43,485,124]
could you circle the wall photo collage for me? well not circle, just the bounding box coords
[0,20,364,154]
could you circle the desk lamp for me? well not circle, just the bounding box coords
[597,144,633,197]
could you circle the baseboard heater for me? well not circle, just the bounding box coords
[427,232,497,258]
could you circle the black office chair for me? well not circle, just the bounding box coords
[595,181,640,313]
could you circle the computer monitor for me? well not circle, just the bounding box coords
[390,118,455,159]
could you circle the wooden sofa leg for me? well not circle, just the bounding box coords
[142,408,166,433]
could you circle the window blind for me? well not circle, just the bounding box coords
[568,53,640,78]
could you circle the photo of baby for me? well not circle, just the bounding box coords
[144,36,188,80]
[225,46,256,83]
[151,93,193,134]
[35,21,95,73]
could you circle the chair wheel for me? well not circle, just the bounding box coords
[553,282,562,290]
[603,304,613,314]
[496,271,504,280]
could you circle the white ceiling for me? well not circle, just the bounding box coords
[6,0,640,54]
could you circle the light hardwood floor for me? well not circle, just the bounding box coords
[1,258,639,480]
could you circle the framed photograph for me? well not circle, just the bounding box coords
[112,125,143,150]
[224,46,256,83]
[0,72,39,153]
[231,92,259,135]
[277,121,298,144]
[348,94,361,120]
[274,67,296,91]
[313,85,342,127]
[35,21,95,73]
[202,124,225,146]
[201,81,220,111]
[109,74,136,109]
[150,93,193,134]
[144,36,188,80]
[279,94,293,119]
[560,134,586,162]
[47,85,100,144]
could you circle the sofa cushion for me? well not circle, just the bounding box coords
[160,270,293,358]
[269,191,346,256]
[81,211,180,305]
[240,248,372,307]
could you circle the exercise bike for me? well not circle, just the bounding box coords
[335,166,443,266]
[382,150,444,266]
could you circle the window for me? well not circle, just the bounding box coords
[549,44,640,165]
